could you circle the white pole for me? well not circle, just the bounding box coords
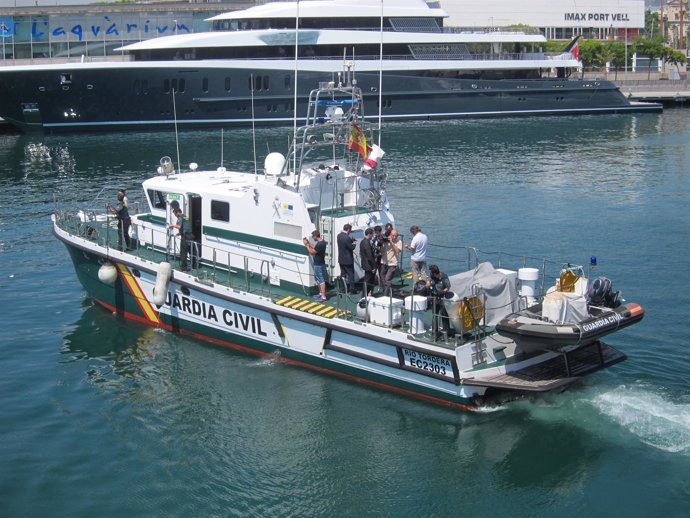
[377,0,383,147]
[292,0,299,179]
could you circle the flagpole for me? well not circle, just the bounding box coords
[292,0,299,182]
[377,0,383,147]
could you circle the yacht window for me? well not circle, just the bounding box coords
[179,79,186,93]
[164,79,170,94]
[250,75,270,92]
[202,77,209,93]
[225,77,232,92]
[211,200,230,222]
[284,75,291,90]
[60,73,72,85]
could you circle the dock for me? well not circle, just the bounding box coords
[614,79,690,104]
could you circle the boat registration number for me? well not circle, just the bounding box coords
[402,348,454,380]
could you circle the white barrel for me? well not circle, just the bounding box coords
[404,295,427,334]
[442,292,463,333]
[152,261,172,307]
[518,267,540,305]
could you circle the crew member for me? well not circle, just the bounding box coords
[169,208,193,271]
[304,230,328,302]
[106,188,131,250]
[426,264,453,339]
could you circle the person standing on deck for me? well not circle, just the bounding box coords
[337,223,357,294]
[406,225,428,284]
[304,230,328,302]
[169,208,193,271]
[381,229,402,296]
[106,188,131,250]
[359,228,377,297]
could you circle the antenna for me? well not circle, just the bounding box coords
[251,73,257,178]
[172,88,181,174]
[292,0,300,183]
[378,0,384,147]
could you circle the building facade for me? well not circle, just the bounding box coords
[0,2,251,63]
[442,0,645,41]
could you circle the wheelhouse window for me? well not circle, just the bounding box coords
[147,189,168,210]
[211,200,230,222]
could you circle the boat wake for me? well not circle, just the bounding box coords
[590,385,690,454]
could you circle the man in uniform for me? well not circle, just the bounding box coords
[169,208,193,271]
[426,264,453,339]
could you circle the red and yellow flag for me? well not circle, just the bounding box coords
[347,124,370,159]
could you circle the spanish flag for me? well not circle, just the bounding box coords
[348,124,371,159]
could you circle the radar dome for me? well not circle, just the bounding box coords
[264,152,286,177]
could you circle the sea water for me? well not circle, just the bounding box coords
[1,111,689,516]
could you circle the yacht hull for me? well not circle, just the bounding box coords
[0,64,660,133]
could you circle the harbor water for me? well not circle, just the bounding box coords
[1,110,689,516]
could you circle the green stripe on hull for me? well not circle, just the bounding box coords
[202,225,308,255]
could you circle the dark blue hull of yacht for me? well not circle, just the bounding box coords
[0,64,661,133]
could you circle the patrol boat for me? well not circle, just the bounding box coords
[52,75,644,410]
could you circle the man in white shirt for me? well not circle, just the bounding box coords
[406,225,428,284]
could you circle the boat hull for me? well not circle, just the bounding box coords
[495,302,645,351]
[61,237,487,410]
[0,64,661,133]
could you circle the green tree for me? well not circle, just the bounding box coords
[664,48,687,75]
[645,10,661,38]
[578,39,604,77]
[598,43,616,78]
[606,40,627,79]
[633,35,665,78]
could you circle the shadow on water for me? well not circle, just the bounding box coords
[60,301,163,383]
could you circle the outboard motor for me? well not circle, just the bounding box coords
[587,277,622,308]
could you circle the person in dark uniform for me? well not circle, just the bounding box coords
[169,208,193,271]
[359,228,376,296]
[426,264,453,339]
[337,223,357,294]
[304,230,328,302]
[106,188,131,250]
[371,225,384,288]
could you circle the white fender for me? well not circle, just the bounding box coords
[152,261,172,307]
[98,263,118,285]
